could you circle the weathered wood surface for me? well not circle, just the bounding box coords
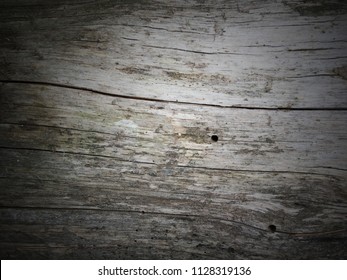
[1,0,347,108]
[0,0,347,259]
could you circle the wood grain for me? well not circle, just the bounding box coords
[1,83,347,174]
[0,0,347,108]
[0,0,346,259]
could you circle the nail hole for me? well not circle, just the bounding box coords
[268,225,277,233]
[211,135,218,142]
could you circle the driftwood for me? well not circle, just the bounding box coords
[0,0,346,259]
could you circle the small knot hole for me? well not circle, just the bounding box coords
[268,224,277,233]
[211,135,219,142]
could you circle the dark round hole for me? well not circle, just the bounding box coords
[211,135,219,142]
[268,224,277,233]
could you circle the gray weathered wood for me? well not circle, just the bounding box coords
[0,0,346,259]
[1,146,346,233]
[1,83,347,175]
[0,0,347,108]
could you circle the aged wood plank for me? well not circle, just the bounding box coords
[0,148,346,234]
[1,83,347,176]
[0,82,346,259]
[1,207,346,260]
[0,0,346,108]
[0,0,346,260]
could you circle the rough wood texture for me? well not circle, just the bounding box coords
[0,0,346,259]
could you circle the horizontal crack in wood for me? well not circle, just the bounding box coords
[0,146,343,178]
[1,80,347,111]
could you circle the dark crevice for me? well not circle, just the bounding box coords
[277,228,347,237]
[287,48,335,52]
[0,146,156,166]
[142,44,258,56]
[119,24,210,35]
[315,56,347,60]
[0,122,117,137]
[312,166,347,172]
[176,164,344,179]
[120,37,140,41]
[0,146,344,178]
[1,80,347,111]
[287,74,341,79]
